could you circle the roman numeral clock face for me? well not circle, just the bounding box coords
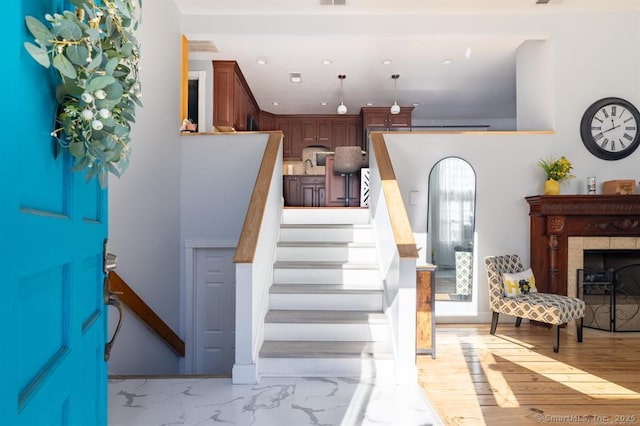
[580,97,640,160]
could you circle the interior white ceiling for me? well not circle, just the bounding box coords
[174,0,640,123]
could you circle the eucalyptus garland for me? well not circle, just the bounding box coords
[24,0,142,188]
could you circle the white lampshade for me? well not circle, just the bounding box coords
[337,103,347,115]
[390,103,401,115]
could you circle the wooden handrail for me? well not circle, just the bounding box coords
[109,271,185,357]
[233,131,283,263]
[370,132,419,259]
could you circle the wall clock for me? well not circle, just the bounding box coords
[580,97,640,160]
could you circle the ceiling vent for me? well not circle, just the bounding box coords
[535,0,551,4]
[188,40,218,53]
[320,0,346,5]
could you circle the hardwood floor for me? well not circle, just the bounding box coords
[418,323,640,425]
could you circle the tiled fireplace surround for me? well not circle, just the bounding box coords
[567,236,640,299]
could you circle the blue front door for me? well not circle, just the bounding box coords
[2,1,108,424]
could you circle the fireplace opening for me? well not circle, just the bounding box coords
[578,250,640,332]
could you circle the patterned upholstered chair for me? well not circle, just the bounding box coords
[484,254,585,352]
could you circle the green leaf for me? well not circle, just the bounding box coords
[105,57,119,75]
[25,16,54,46]
[65,44,89,66]
[52,19,82,41]
[98,169,108,189]
[24,42,51,68]
[53,54,77,79]
[102,81,123,101]
[62,77,83,96]
[86,28,101,43]
[107,162,122,178]
[86,53,103,71]
[71,155,90,172]
[87,75,117,92]
[69,142,85,158]
[85,164,100,182]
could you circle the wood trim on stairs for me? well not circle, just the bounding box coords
[234,131,283,263]
[109,271,185,357]
[370,132,419,259]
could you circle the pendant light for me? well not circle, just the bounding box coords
[337,74,347,115]
[390,74,401,115]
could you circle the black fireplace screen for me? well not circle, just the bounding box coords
[577,265,640,332]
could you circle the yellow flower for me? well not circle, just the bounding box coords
[537,156,575,182]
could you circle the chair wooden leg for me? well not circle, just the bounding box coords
[490,312,499,335]
[553,325,560,353]
[577,318,583,343]
[515,317,523,328]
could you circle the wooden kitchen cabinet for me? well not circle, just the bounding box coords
[360,106,413,149]
[301,176,326,207]
[283,175,325,207]
[276,118,303,159]
[213,60,259,131]
[302,119,332,148]
[331,116,361,149]
[273,115,362,159]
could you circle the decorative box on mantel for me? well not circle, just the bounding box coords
[525,195,640,297]
[602,180,637,195]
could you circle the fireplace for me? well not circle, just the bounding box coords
[526,195,640,296]
[577,250,640,331]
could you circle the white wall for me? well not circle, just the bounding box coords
[384,12,640,323]
[180,134,267,243]
[107,0,183,374]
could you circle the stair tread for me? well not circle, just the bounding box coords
[265,309,386,323]
[277,241,376,248]
[260,340,393,358]
[273,260,379,269]
[270,284,382,294]
[280,223,373,229]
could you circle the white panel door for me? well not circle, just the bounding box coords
[194,249,236,375]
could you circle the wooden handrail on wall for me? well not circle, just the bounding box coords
[109,271,185,357]
[233,131,283,264]
[370,132,419,259]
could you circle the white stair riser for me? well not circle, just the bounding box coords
[276,246,377,262]
[273,268,379,285]
[269,293,383,311]
[264,322,388,341]
[258,357,395,379]
[282,208,370,225]
[279,227,375,243]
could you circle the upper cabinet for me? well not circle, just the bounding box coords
[276,115,361,160]
[213,60,260,131]
[360,106,413,148]
[302,119,332,148]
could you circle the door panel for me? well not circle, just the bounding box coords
[2,1,108,424]
[195,249,236,375]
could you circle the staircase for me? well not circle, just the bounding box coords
[258,208,395,378]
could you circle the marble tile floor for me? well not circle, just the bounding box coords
[108,376,443,426]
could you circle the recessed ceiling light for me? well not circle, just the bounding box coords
[289,73,302,83]
[320,101,328,106]
[442,58,453,65]
[256,56,269,65]
[465,48,472,60]
[381,59,392,65]
[366,102,375,106]
[413,103,420,107]
[321,59,333,65]
[272,101,280,106]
